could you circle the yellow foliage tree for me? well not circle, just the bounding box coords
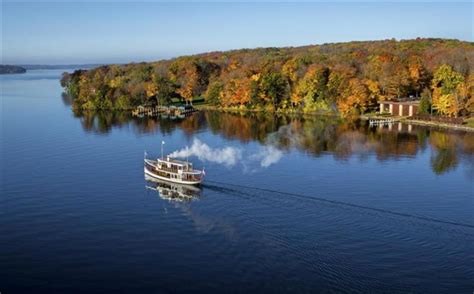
[432,89,458,117]
[337,78,369,116]
[282,58,299,84]
[431,64,465,117]
[465,74,474,113]
[145,82,157,98]
[365,79,384,102]
[221,78,251,106]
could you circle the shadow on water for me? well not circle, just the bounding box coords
[72,109,473,176]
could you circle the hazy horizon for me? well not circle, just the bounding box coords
[2,1,472,65]
[2,37,471,66]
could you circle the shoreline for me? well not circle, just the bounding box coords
[194,104,339,118]
[360,114,474,132]
[400,118,474,132]
[359,114,474,132]
[196,104,474,132]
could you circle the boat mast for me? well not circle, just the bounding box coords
[161,140,165,159]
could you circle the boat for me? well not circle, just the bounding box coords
[145,175,201,202]
[144,144,204,185]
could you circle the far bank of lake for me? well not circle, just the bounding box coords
[194,104,474,132]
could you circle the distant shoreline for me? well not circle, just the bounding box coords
[0,65,26,74]
[20,64,103,70]
[0,64,102,74]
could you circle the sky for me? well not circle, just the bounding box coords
[1,1,473,64]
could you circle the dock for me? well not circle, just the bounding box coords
[369,118,397,126]
[132,105,198,118]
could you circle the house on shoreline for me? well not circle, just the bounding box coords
[379,98,420,117]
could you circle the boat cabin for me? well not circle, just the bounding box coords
[157,156,193,172]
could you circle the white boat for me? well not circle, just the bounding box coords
[144,156,204,185]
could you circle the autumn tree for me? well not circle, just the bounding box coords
[326,65,355,103]
[464,73,474,113]
[221,78,252,106]
[282,57,307,86]
[169,58,219,105]
[386,63,410,99]
[337,78,370,116]
[366,54,410,100]
[61,39,473,115]
[453,73,474,115]
[407,55,430,97]
[292,65,329,110]
[431,64,465,117]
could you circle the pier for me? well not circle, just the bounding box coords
[132,105,198,118]
[369,118,397,126]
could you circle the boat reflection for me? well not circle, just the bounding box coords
[145,176,239,239]
[145,175,202,202]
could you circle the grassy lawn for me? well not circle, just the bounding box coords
[465,117,474,128]
[169,97,207,106]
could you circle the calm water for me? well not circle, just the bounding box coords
[1,70,473,293]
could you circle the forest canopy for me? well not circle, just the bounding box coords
[61,38,474,116]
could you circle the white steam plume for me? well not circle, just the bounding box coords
[169,138,242,167]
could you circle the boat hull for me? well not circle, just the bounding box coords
[144,166,202,185]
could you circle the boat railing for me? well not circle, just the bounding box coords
[148,162,201,176]
[183,175,202,182]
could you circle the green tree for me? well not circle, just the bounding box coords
[154,75,176,106]
[259,72,288,109]
[292,66,329,110]
[418,88,432,114]
[205,81,223,105]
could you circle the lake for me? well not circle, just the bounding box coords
[1,69,473,293]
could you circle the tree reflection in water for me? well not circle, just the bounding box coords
[72,109,473,175]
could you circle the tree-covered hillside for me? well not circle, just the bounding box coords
[61,38,474,116]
